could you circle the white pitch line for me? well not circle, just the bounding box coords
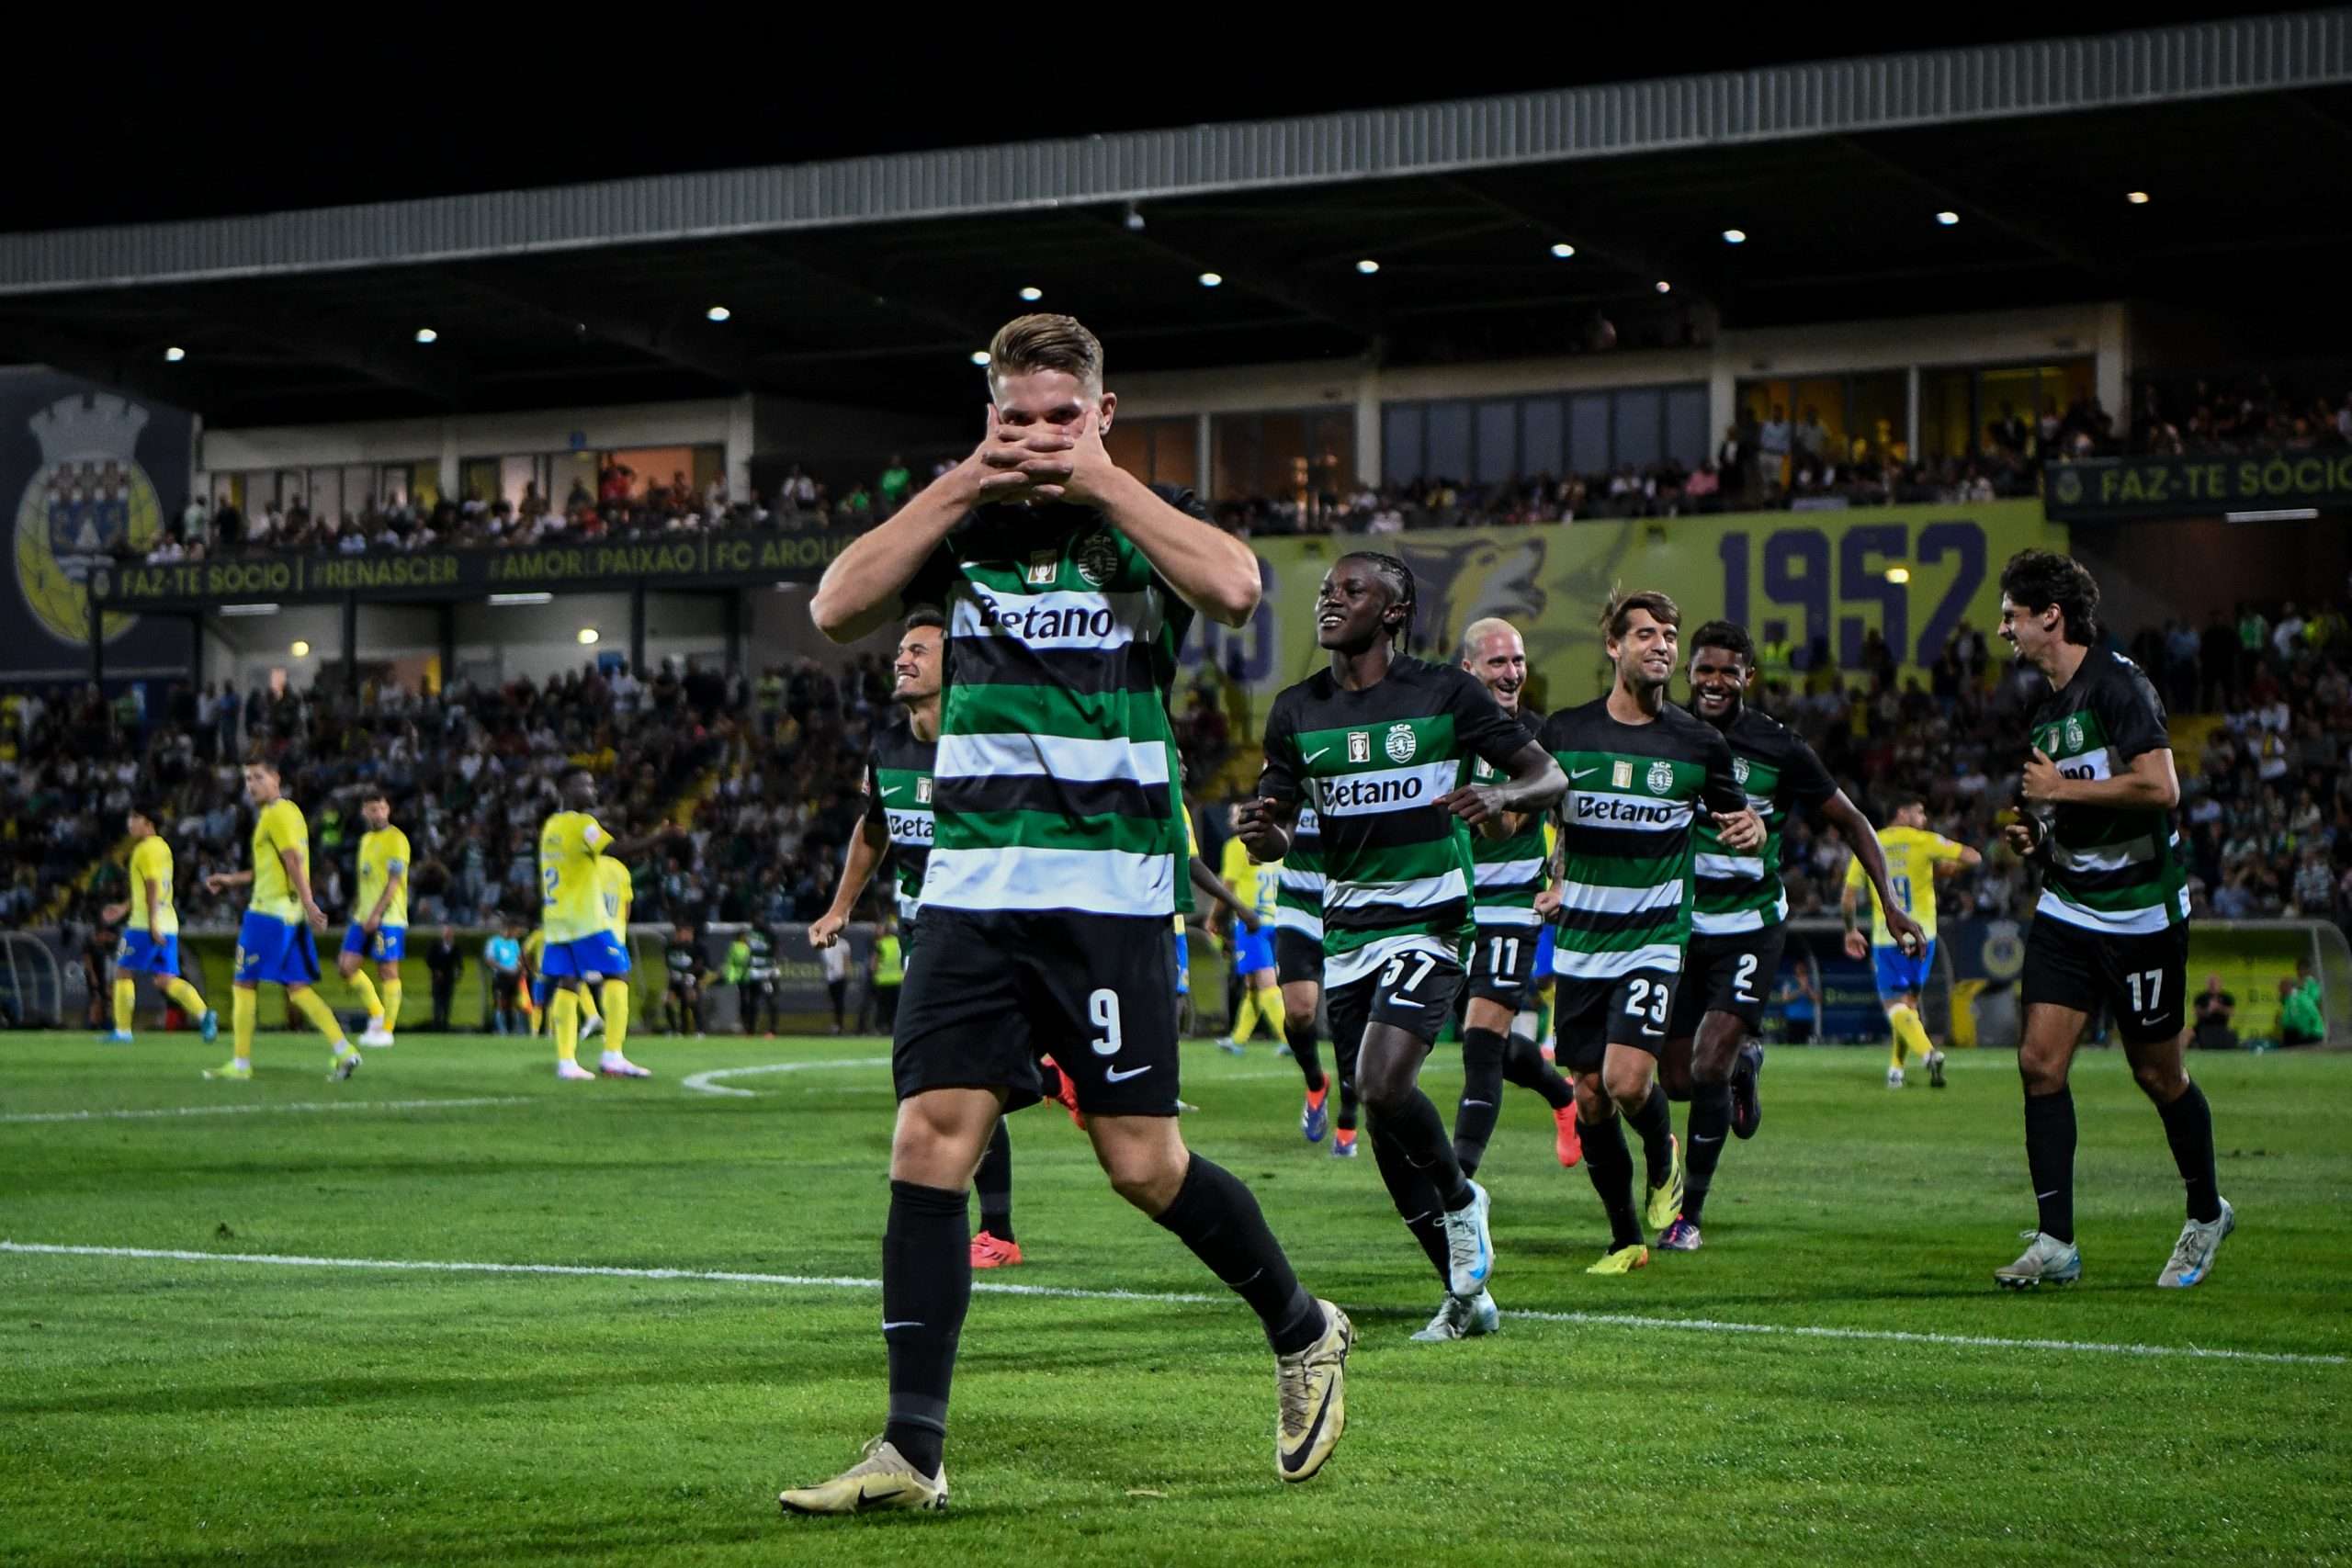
[2,1240,2338,1367]
[679,1057,890,1097]
[0,1095,531,1125]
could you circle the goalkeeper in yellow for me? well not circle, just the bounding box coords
[1842,794,1982,1089]
[98,805,218,1046]
[202,760,362,1081]
[340,789,409,1047]
[538,772,673,1080]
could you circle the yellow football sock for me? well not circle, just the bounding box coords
[576,985,601,1026]
[1250,984,1282,1043]
[379,976,402,1034]
[113,976,136,1033]
[232,987,256,1062]
[288,986,348,1049]
[1888,1003,1932,1068]
[160,976,208,1019]
[1228,986,1262,1042]
[347,968,384,1022]
[601,979,629,1059]
[550,988,580,1064]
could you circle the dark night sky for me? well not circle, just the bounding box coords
[10,8,2293,233]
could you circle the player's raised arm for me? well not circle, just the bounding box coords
[1824,793,1924,954]
[1433,668,1563,831]
[1075,453,1261,627]
[810,413,1006,643]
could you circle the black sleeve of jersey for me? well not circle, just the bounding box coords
[1144,482,1210,645]
[1445,666,1535,769]
[901,538,959,619]
[862,749,886,827]
[2096,657,2172,763]
[1779,730,1839,811]
[1698,726,1746,818]
[1256,691,1304,805]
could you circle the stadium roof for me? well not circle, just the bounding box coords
[6,12,2348,427]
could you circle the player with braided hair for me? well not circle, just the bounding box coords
[1237,553,1565,1342]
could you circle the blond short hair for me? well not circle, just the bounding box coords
[988,314,1104,391]
[1459,617,1522,660]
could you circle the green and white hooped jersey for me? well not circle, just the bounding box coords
[1273,807,1325,942]
[1259,656,1532,987]
[908,491,1197,919]
[1690,705,1838,937]
[1469,704,1548,929]
[1541,699,1743,980]
[2029,649,2188,934]
[863,721,936,924]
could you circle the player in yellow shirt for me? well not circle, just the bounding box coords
[340,790,410,1047]
[1216,825,1283,1055]
[201,760,360,1081]
[539,773,675,1080]
[578,852,635,1059]
[98,805,218,1046]
[1843,795,1983,1089]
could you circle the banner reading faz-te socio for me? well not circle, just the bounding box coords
[2046,452,2352,521]
[94,532,854,612]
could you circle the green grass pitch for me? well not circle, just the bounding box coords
[4,1031,2347,1566]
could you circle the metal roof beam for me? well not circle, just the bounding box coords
[0,15,2336,294]
[447,269,763,392]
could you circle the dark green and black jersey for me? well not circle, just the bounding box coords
[1541,699,1744,980]
[2028,649,2188,934]
[1470,704,1549,930]
[864,719,937,924]
[1258,656,1531,986]
[1272,807,1324,943]
[1690,705,1838,936]
[904,488,1198,918]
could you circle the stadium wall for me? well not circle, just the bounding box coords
[1114,303,2128,488]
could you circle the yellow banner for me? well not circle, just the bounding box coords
[1182,501,2064,709]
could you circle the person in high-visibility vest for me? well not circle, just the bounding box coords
[871,919,906,1034]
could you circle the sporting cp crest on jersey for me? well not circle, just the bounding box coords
[2064,716,2085,752]
[14,394,165,644]
[1384,723,1417,763]
[1647,760,1674,795]
[1347,731,1371,763]
[1071,527,1121,589]
[1734,756,1751,786]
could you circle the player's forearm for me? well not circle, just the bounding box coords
[144,880,164,930]
[826,829,887,919]
[368,878,400,925]
[282,851,319,908]
[1190,857,1248,916]
[810,471,978,642]
[1491,745,1567,815]
[2049,770,2178,811]
[1095,468,1261,626]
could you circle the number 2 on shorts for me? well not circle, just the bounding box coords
[1733,952,1758,1002]
[1088,987,1124,1056]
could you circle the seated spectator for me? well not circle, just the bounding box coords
[2278,968,2325,1047]
[2191,974,2239,1051]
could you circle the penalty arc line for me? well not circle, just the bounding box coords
[1,1241,2340,1368]
[679,1058,891,1097]
[0,1096,532,1125]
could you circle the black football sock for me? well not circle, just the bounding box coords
[1579,1113,1645,1250]
[1375,1084,1475,1210]
[974,1118,1014,1243]
[1453,1026,1508,1177]
[1628,1082,1676,1186]
[881,1179,969,1479]
[1368,1114,1453,1282]
[1501,1032,1575,1110]
[1681,1080,1734,1227]
[2157,1079,2222,1224]
[2023,1088,2077,1244]
[1285,1015,1328,1094]
[1152,1156,1326,1355]
[1333,1033,1363,1133]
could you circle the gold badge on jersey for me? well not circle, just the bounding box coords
[1347,731,1371,763]
[916,778,932,805]
[1025,550,1057,586]
[1611,760,1633,789]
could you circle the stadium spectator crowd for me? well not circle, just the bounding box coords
[14,591,2352,957]
[2128,368,2352,456]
